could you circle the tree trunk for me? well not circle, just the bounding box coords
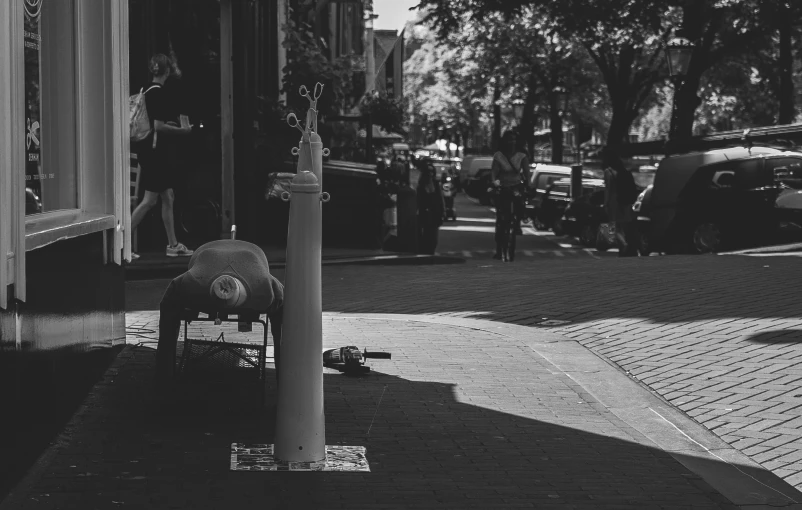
[605,86,631,153]
[671,1,712,144]
[673,73,702,145]
[778,12,795,124]
[521,70,539,159]
[549,92,563,164]
[492,83,502,151]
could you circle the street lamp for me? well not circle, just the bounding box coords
[512,99,525,123]
[666,36,694,147]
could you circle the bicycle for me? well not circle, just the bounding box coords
[490,182,525,262]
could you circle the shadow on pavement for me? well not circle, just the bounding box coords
[745,329,802,344]
[26,345,737,509]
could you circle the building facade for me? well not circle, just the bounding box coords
[0,0,131,496]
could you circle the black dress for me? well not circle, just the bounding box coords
[136,82,178,193]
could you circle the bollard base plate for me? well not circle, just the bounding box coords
[230,443,370,472]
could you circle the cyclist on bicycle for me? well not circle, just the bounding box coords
[490,130,531,260]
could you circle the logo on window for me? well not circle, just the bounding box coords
[26,117,40,150]
[24,0,43,20]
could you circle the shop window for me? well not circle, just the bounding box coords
[24,0,78,215]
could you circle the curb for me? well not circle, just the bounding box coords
[719,242,802,255]
[124,254,466,281]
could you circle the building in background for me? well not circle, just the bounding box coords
[372,29,404,98]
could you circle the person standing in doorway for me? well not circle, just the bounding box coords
[131,53,194,259]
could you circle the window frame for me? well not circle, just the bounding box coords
[0,0,130,309]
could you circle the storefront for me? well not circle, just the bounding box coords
[0,0,130,496]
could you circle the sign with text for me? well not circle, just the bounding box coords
[23,0,44,214]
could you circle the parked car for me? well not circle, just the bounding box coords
[557,180,608,245]
[459,155,495,203]
[673,154,802,253]
[644,145,802,253]
[526,164,600,220]
[534,180,572,234]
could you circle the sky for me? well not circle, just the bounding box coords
[372,0,421,32]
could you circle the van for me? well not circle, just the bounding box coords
[644,146,785,253]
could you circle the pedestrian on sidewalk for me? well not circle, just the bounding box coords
[416,159,445,254]
[491,130,530,260]
[130,53,195,260]
[602,146,639,257]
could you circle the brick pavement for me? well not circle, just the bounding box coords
[4,310,744,510]
[297,253,802,493]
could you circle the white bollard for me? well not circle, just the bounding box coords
[310,132,324,186]
[229,83,369,473]
[274,170,327,463]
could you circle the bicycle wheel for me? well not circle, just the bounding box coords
[506,204,517,261]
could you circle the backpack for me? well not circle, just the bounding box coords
[129,85,161,144]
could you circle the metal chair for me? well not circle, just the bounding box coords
[175,225,275,403]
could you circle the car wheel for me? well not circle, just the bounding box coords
[692,222,723,254]
[552,217,565,237]
[580,224,596,247]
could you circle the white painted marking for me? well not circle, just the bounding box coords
[558,243,573,248]
[440,225,496,233]
[461,250,473,258]
[457,217,496,224]
[554,251,565,257]
[523,250,534,256]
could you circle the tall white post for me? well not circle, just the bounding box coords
[273,83,330,464]
[274,171,325,463]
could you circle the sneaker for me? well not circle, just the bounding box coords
[130,252,140,261]
[166,242,194,257]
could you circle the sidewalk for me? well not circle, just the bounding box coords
[3,309,800,509]
[126,245,464,280]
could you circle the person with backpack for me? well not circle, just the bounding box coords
[602,146,639,257]
[490,130,531,260]
[130,53,194,259]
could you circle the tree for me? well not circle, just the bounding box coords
[417,0,675,154]
[404,17,494,150]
